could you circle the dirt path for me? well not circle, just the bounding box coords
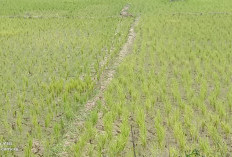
[86,16,140,111]
[58,9,140,156]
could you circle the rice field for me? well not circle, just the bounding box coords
[0,0,232,156]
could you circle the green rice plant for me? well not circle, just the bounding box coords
[16,113,22,133]
[131,90,140,102]
[200,119,207,133]
[226,92,232,111]
[164,100,172,116]
[186,87,194,101]
[206,123,223,150]
[199,103,207,116]
[209,94,217,110]
[36,124,42,139]
[108,140,119,156]
[3,119,12,136]
[209,114,220,129]
[173,122,187,151]
[213,81,221,98]
[185,149,201,157]
[179,101,186,111]
[111,102,123,118]
[140,124,147,147]
[189,124,198,142]
[96,134,107,153]
[168,109,180,128]
[31,110,39,126]
[135,107,147,147]
[135,107,146,128]
[103,112,114,140]
[206,121,229,156]
[215,101,226,120]
[145,98,152,111]
[221,121,231,137]
[64,104,74,121]
[87,144,94,157]
[184,105,193,120]
[117,86,126,102]
[169,147,179,157]
[74,134,88,157]
[73,108,99,155]
[105,92,113,109]
[183,116,191,131]
[85,121,96,141]
[24,136,33,157]
[18,101,25,115]
[117,133,129,152]
[109,122,130,156]
[172,87,182,105]
[154,112,166,148]
[199,137,211,156]
[120,120,130,140]
[199,80,208,101]
[217,141,229,156]
[53,122,61,142]
[73,109,99,156]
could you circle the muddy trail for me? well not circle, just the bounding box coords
[56,6,140,156]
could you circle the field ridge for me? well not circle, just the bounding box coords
[58,15,140,156]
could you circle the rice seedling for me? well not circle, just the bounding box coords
[103,112,114,140]
[169,147,179,157]
[199,138,211,156]
[154,110,166,148]
[135,107,147,146]
[96,133,107,154]
[221,122,231,136]
[173,122,187,151]
[109,121,130,156]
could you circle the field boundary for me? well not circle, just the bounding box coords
[86,16,140,111]
[57,15,140,156]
